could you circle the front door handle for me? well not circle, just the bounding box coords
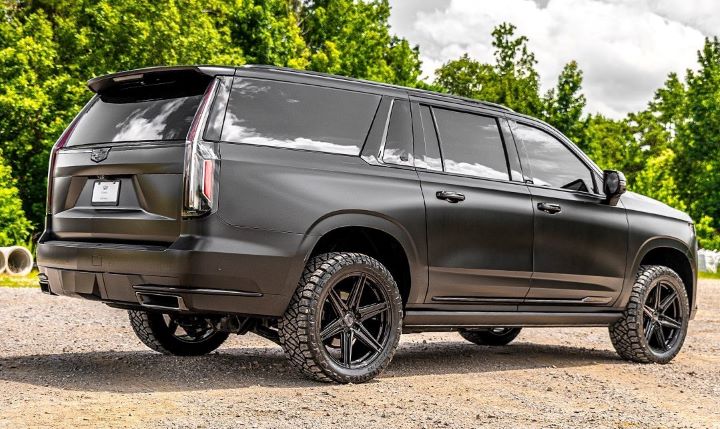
[436,191,466,203]
[537,202,562,214]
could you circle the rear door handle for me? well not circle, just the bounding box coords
[436,191,466,203]
[537,202,562,214]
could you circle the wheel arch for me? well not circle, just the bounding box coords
[622,237,697,317]
[297,212,426,307]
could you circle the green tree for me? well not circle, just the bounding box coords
[678,37,720,231]
[434,53,494,99]
[543,61,587,143]
[302,0,422,86]
[433,23,543,116]
[0,152,32,246]
[632,148,687,212]
[581,114,643,175]
[489,23,543,116]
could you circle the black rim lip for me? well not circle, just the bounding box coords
[317,269,393,372]
[163,314,216,344]
[642,280,684,355]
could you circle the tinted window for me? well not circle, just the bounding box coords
[67,94,203,146]
[433,108,508,180]
[382,100,413,166]
[513,123,594,192]
[221,78,381,155]
[416,105,443,171]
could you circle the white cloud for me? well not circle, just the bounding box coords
[389,0,709,118]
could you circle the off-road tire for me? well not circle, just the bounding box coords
[459,327,522,346]
[609,265,689,364]
[278,252,403,383]
[128,310,229,356]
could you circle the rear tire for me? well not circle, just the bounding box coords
[609,265,689,364]
[128,310,229,356]
[459,327,522,346]
[279,252,403,383]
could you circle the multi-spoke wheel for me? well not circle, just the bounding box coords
[279,252,403,383]
[609,265,689,364]
[459,327,522,346]
[128,310,229,356]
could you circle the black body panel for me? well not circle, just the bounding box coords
[37,64,698,325]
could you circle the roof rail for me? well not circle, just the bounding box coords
[241,64,514,113]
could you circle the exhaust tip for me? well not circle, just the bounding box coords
[136,292,188,311]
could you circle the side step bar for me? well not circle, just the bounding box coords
[404,311,623,329]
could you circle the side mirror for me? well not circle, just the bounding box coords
[603,170,626,206]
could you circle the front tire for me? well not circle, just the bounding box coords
[459,327,522,346]
[128,310,229,356]
[279,252,403,383]
[609,265,689,364]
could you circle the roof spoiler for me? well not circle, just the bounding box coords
[87,65,235,94]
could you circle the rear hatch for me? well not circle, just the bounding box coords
[47,68,220,244]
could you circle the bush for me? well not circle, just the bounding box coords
[695,216,720,251]
[0,153,32,246]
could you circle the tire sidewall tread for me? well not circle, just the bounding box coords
[279,252,403,384]
[609,265,690,364]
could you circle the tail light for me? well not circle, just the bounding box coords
[46,118,80,216]
[183,79,219,217]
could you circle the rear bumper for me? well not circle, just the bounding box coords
[37,228,312,317]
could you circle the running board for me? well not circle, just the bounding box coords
[403,311,623,329]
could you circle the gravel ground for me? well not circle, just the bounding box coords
[1,280,718,429]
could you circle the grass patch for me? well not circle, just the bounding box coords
[699,271,720,280]
[0,269,39,288]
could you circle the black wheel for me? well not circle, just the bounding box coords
[609,265,689,364]
[279,252,403,383]
[459,327,522,346]
[128,310,229,356]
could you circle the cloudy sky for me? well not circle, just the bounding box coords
[388,0,717,118]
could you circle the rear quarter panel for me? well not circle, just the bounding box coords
[216,144,428,303]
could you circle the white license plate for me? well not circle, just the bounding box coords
[91,180,121,206]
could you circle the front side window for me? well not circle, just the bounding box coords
[433,108,509,180]
[221,78,381,155]
[381,100,413,166]
[512,123,595,192]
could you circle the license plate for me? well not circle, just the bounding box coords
[91,180,121,206]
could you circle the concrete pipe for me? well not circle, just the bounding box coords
[0,249,6,274]
[0,246,34,276]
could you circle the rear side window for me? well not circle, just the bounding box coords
[432,108,509,180]
[512,123,595,192]
[221,78,381,155]
[66,81,208,146]
[382,99,413,166]
[415,105,443,171]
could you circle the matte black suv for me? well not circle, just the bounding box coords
[38,65,697,383]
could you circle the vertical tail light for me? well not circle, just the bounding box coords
[46,118,80,216]
[183,79,219,217]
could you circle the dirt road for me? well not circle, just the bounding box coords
[1,280,718,428]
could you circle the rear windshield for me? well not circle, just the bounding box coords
[66,84,206,146]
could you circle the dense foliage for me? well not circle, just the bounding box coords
[0,2,718,248]
[0,150,32,246]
